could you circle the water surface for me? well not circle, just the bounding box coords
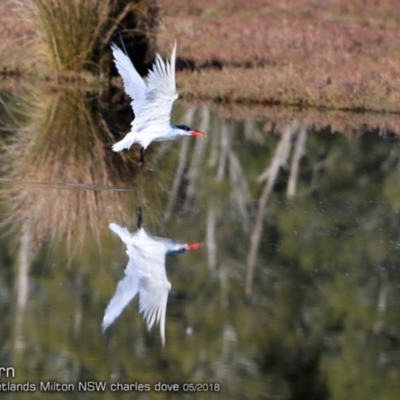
[0,87,400,399]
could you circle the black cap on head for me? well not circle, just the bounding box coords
[174,124,192,132]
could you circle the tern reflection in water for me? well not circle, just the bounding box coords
[103,209,201,346]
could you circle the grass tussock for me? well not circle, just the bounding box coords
[10,0,153,73]
[0,1,36,73]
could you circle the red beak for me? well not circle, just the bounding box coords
[190,130,206,138]
[187,242,202,250]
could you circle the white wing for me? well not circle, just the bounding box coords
[138,266,171,346]
[109,222,132,244]
[105,223,171,346]
[134,41,179,131]
[102,260,139,332]
[111,43,147,117]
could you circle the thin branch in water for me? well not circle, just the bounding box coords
[164,137,190,221]
[206,202,217,271]
[184,106,209,209]
[217,121,230,182]
[14,219,32,353]
[243,120,265,144]
[228,148,250,232]
[245,122,298,296]
[207,114,219,168]
[163,108,195,222]
[287,124,307,197]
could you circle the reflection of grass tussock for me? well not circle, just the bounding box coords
[0,86,137,254]
[178,100,400,136]
[11,0,152,73]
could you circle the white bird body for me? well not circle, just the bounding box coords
[110,41,205,162]
[103,222,201,346]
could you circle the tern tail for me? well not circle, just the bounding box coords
[112,133,138,152]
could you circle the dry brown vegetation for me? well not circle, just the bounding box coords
[158,0,400,113]
[1,0,400,115]
[0,85,134,254]
[0,0,157,77]
[178,99,400,136]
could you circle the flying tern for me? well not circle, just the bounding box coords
[111,41,206,167]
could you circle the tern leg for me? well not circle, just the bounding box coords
[136,207,143,229]
[104,324,115,347]
[139,147,145,168]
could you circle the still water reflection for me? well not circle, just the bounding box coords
[0,87,400,399]
[103,211,201,347]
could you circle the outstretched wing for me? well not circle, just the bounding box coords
[102,259,139,332]
[137,251,171,346]
[102,223,139,331]
[111,43,147,117]
[109,222,132,244]
[105,223,172,346]
[135,41,179,131]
